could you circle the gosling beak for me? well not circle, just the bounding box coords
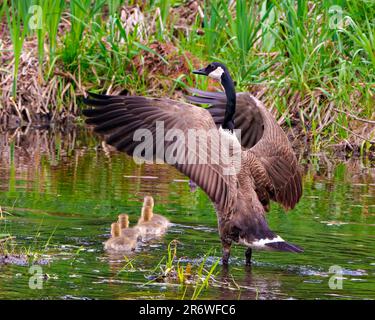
[192,68,208,76]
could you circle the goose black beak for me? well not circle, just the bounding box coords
[192,68,208,76]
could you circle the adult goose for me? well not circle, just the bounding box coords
[83,62,303,265]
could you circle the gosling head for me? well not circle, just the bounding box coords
[193,62,229,81]
[143,196,154,208]
[118,214,129,229]
[110,222,121,238]
[141,206,153,222]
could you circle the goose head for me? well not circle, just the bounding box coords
[110,222,121,238]
[193,62,236,131]
[143,196,154,209]
[193,62,228,81]
[118,214,129,229]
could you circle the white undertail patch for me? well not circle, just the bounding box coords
[240,235,285,250]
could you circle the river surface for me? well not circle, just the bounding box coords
[0,127,374,300]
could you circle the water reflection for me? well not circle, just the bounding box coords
[0,127,374,300]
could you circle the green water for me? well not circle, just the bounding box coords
[0,128,374,300]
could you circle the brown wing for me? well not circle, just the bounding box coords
[82,93,238,211]
[185,89,302,210]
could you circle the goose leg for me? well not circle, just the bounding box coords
[221,240,232,265]
[245,247,252,266]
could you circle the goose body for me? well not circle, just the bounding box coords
[105,234,138,252]
[85,62,303,265]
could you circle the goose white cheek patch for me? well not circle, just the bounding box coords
[208,66,224,80]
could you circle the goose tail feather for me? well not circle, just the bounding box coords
[265,240,303,253]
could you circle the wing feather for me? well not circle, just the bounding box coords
[185,90,302,210]
[83,93,238,211]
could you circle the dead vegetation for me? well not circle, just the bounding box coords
[0,21,80,128]
[133,40,201,96]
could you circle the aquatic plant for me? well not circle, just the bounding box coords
[0,209,55,265]
[141,240,221,299]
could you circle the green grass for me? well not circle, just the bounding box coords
[1,0,374,148]
[5,0,28,97]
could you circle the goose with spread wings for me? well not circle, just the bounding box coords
[82,62,303,265]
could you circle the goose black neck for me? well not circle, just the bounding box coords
[221,72,236,131]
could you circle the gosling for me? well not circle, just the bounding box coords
[137,196,169,240]
[118,213,141,239]
[104,219,140,252]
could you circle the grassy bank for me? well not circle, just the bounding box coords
[0,0,374,154]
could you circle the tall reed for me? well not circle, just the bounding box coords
[5,0,29,97]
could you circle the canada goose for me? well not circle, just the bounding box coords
[104,220,139,252]
[83,62,303,265]
[136,196,169,240]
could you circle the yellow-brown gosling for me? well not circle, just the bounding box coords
[118,213,129,229]
[104,222,121,250]
[104,220,140,252]
[118,213,141,239]
[137,196,169,240]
